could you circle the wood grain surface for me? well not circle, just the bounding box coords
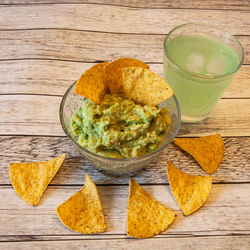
[0,0,249,249]
[0,61,249,97]
[1,184,249,235]
[1,0,250,11]
[0,30,249,63]
[1,96,249,136]
[1,136,249,185]
[0,5,249,35]
[1,237,250,250]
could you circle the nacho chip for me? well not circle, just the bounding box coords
[173,134,224,174]
[56,174,106,234]
[167,161,212,216]
[127,179,176,238]
[9,154,65,206]
[75,62,110,104]
[105,58,149,94]
[122,67,174,106]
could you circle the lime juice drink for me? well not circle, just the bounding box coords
[163,23,244,122]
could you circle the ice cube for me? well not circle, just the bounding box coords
[206,57,225,76]
[186,52,204,73]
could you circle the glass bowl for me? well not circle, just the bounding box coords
[59,82,181,174]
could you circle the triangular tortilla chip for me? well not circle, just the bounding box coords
[9,154,65,206]
[56,174,107,234]
[173,134,224,174]
[104,57,149,94]
[122,67,174,106]
[167,161,212,216]
[75,62,110,104]
[127,179,176,238]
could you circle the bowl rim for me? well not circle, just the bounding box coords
[59,81,181,162]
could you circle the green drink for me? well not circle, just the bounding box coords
[163,23,244,122]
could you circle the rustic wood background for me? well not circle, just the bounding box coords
[0,1,249,249]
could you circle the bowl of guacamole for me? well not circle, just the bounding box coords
[60,82,181,174]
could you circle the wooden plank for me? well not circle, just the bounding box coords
[0,30,248,63]
[1,0,250,11]
[1,236,250,250]
[0,5,249,35]
[0,184,249,236]
[0,136,249,185]
[0,95,61,136]
[0,60,249,98]
[178,98,250,137]
[0,30,163,63]
[1,231,249,242]
[0,96,250,137]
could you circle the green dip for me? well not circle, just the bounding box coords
[71,94,171,158]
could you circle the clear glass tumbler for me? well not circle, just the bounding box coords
[163,23,244,123]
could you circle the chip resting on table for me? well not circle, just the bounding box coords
[56,174,107,234]
[167,161,212,216]
[173,134,224,174]
[127,179,176,238]
[9,154,65,206]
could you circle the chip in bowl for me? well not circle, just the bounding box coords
[122,67,174,106]
[104,57,149,94]
[75,62,110,104]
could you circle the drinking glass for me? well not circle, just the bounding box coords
[163,23,244,122]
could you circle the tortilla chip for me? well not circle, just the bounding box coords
[104,58,149,94]
[167,161,212,216]
[122,67,174,106]
[9,154,65,206]
[173,134,224,174]
[75,62,110,104]
[56,174,107,234]
[127,179,176,238]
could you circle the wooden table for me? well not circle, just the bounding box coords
[0,1,250,249]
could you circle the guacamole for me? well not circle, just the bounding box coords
[71,94,171,158]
